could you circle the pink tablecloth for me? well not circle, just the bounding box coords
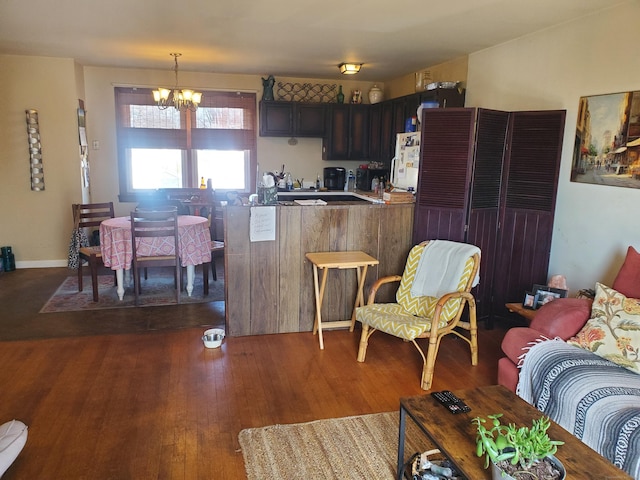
[100,215,212,270]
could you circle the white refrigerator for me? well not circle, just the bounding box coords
[391,132,420,191]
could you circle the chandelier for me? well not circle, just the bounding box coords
[152,53,203,111]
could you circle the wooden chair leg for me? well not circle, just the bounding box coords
[133,266,141,306]
[357,324,372,362]
[175,264,181,305]
[420,335,442,391]
[211,253,217,281]
[468,301,479,365]
[88,255,99,302]
[203,263,210,295]
[77,257,84,292]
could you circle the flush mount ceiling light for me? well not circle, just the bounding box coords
[152,53,202,111]
[339,63,363,75]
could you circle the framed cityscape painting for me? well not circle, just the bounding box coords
[571,90,640,189]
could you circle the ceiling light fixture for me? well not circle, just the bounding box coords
[153,53,202,111]
[339,63,362,75]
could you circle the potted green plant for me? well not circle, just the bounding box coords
[472,413,566,480]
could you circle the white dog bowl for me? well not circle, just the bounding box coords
[202,328,225,348]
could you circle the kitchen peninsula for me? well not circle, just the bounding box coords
[223,196,414,336]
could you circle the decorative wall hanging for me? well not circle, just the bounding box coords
[77,103,90,188]
[26,109,45,191]
[571,90,640,189]
[276,82,337,103]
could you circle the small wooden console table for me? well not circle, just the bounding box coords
[305,251,379,350]
[505,302,537,323]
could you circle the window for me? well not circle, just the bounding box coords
[114,87,257,201]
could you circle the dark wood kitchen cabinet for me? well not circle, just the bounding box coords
[368,103,383,160]
[322,104,370,160]
[413,107,565,326]
[376,88,466,162]
[259,101,326,137]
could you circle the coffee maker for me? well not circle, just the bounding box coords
[323,167,346,191]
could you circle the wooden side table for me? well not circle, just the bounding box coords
[505,302,537,323]
[305,251,379,350]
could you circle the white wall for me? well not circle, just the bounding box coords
[466,2,640,293]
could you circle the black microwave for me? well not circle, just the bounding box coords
[356,167,389,191]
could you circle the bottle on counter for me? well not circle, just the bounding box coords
[315,173,321,190]
[345,170,356,192]
[285,172,293,191]
[199,176,206,189]
[371,176,379,193]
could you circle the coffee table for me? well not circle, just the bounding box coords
[397,385,632,479]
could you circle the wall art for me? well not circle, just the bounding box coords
[571,90,640,189]
[26,109,45,191]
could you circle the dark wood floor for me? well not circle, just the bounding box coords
[0,267,509,479]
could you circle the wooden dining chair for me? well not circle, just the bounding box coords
[72,202,115,302]
[202,241,225,295]
[130,209,181,306]
[200,198,225,294]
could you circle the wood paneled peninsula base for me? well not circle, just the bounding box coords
[398,385,632,480]
[224,202,414,337]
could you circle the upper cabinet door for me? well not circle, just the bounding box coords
[259,102,293,136]
[322,104,369,160]
[349,105,370,160]
[296,103,326,137]
[323,104,350,159]
[259,101,326,137]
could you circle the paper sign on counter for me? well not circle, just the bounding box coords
[250,206,276,242]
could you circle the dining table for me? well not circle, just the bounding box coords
[99,215,212,300]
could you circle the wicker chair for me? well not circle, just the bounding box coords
[356,240,480,390]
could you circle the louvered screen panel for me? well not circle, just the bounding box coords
[505,111,566,211]
[471,109,509,209]
[412,206,466,243]
[417,109,476,210]
[467,208,500,321]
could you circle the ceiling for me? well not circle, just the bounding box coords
[0,0,625,82]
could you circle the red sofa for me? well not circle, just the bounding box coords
[498,245,640,392]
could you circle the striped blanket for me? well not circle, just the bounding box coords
[517,340,640,479]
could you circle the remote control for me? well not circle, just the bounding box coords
[431,390,471,414]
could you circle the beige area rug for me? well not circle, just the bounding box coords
[238,412,431,480]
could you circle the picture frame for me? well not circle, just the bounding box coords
[571,90,640,189]
[531,284,568,309]
[522,291,536,309]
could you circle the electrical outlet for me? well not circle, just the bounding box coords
[92,140,100,150]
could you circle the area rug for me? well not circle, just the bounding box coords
[40,268,224,313]
[238,412,427,480]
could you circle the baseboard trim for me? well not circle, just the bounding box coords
[13,260,68,269]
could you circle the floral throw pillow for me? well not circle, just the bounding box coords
[567,282,640,373]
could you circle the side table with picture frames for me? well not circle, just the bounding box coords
[505,302,537,323]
